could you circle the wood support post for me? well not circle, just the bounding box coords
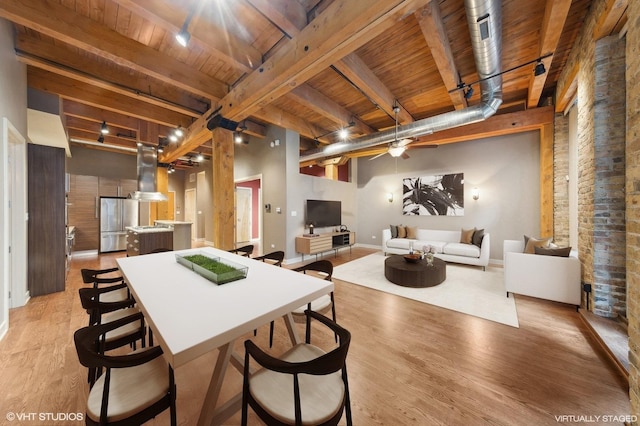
[211,128,236,250]
[540,123,554,237]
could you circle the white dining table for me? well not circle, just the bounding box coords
[116,247,334,426]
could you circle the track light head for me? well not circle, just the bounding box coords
[176,25,190,47]
[100,121,109,134]
[97,134,104,143]
[464,85,474,99]
[534,60,546,76]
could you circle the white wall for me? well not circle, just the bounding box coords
[355,132,541,261]
[0,18,28,340]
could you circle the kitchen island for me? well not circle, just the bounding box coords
[154,220,193,250]
[125,225,173,256]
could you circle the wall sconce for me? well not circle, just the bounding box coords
[387,192,394,203]
[472,187,480,200]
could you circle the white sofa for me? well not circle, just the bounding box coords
[503,240,581,306]
[381,228,490,270]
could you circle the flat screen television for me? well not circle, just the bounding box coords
[306,199,341,228]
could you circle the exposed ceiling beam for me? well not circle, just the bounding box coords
[555,63,579,113]
[0,0,228,100]
[247,105,329,144]
[112,0,261,73]
[415,2,467,110]
[527,0,572,108]
[28,67,191,127]
[594,0,628,39]
[246,0,307,39]
[62,100,140,131]
[288,85,375,135]
[162,0,429,162]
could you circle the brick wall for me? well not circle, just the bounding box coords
[592,36,627,318]
[627,0,640,418]
[554,113,570,247]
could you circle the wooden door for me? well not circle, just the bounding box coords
[235,187,251,244]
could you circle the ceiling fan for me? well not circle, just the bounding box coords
[369,106,436,160]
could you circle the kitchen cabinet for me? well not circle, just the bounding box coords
[28,144,66,296]
[126,227,173,256]
[99,177,137,197]
[67,174,99,251]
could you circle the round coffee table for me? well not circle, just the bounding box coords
[384,255,446,287]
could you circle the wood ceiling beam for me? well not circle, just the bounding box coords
[527,0,572,108]
[68,128,138,150]
[163,0,429,162]
[594,0,628,39]
[16,49,205,119]
[411,106,555,146]
[555,63,579,113]
[415,2,467,111]
[289,85,375,135]
[251,106,329,143]
[65,116,135,139]
[62,100,140,132]
[0,0,227,100]
[333,54,413,124]
[28,68,191,128]
[112,0,261,73]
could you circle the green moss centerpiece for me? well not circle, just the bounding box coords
[176,252,248,284]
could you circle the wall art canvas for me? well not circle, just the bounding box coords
[403,173,464,216]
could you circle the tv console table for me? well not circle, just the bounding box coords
[295,231,355,261]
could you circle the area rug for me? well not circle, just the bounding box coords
[332,252,519,327]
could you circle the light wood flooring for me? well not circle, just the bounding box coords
[0,247,630,425]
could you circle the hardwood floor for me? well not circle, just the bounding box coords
[0,248,630,425]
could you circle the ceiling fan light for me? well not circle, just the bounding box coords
[388,145,406,157]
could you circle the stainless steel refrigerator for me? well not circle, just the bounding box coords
[100,196,139,253]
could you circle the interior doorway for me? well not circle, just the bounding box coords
[235,176,262,252]
[236,187,251,244]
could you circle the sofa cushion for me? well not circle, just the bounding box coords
[460,227,475,244]
[397,226,407,238]
[389,225,398,238]
[386,238,413,250]
[534,246,572,257]
[406,226,418,239]
[524,236,552,254]
[443,242,481,258]
[472,228,485,247]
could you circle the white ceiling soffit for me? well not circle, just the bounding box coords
[27,108,71,157]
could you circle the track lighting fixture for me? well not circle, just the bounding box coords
[176,18,192,47]
[234,131,243,143]
[464,85,474,99]
[97,134,104,143]
[174,127,184,137]
[449,52,553,95]
[100,121,109,134]
[196,153,204,162]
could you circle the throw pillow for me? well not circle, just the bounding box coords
[390,225,398,238]
[523,235,552,254]
[397,225,407,238]
[472,228,485,247]
[460,227,475,244]
[534,246,572,257]
[406,226,418,239]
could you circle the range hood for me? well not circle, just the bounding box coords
[128,145,168,202]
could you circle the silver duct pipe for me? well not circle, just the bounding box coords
[300,0,503,163]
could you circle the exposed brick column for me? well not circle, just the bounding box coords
[592,36,627,318]
[627,0,640,417]
[554,113,570,247]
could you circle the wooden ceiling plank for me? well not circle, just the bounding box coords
[527,0,572,108]
[252,105,329,143]
[415,2,467,110]
[289,85,375,135]
[245,0,307,39]
[112,0,261,73]
[28,67,191,127]
[163,0,428,162]
[0,0,228,100]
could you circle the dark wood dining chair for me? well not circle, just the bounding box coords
[252,251,285,347]
[292,260,337,342]
[242,310,352,426]
[74,312,177,425]
[229,244,254,257]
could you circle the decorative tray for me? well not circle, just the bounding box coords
[175,252,248,284]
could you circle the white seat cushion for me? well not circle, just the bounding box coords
[249,343,345,424]
[98,287,129,304]
[87,349,169,423]
[102,307,141,343]
[443,242,481,258]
